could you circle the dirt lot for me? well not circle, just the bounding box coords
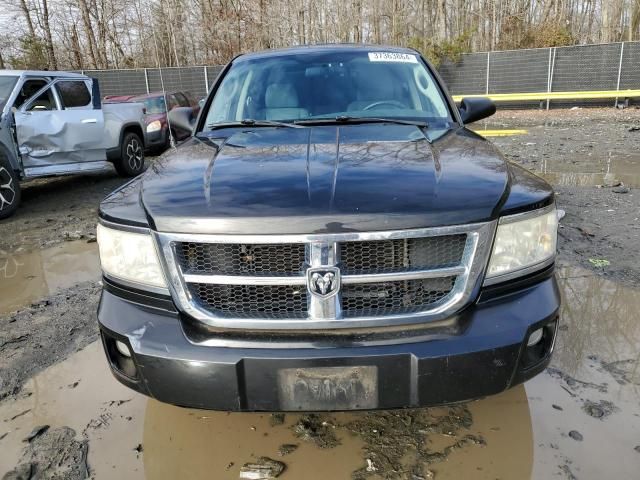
[1,108,639,479]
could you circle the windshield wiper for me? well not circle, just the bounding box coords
[207,119,305,130]
[295,116,429,128]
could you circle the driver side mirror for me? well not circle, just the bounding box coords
[458,97,496,124]
[168,106,196,133]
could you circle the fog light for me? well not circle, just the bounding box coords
[102,333,138,379]
[527,328,544,347]
[115,340,132,357]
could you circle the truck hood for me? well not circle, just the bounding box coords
[141,124,510,234]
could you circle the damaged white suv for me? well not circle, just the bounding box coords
[0,70,147,219]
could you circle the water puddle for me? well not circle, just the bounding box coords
[0,341,533,480]
[554,265,640,380]
[533,141,640,187]
[0,241,100,315]
[538,153,640,188]
[539,171,640,188]
[526,266,640,479]
[142,384,533,479]
[488,120,640,187]
[0,342,146,479]
[0,266,638,479]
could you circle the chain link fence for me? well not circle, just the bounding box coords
[81,42,640,106]
[83,66,225,100]
[439,41,640,107]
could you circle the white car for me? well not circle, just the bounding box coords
[0,70,147,219]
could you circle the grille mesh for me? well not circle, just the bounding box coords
[176,242,306,275]
[178,234,468,320]
[340,235,466,274]
[342,277,456,317]
[190,283,308,318]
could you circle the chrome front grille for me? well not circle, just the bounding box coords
[341,277,457,317]
[176,242,306,275]
[190,283,308,318]
[341,236,468,274]
[156,222,495,330]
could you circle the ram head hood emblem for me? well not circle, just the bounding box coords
[307,267,341,299]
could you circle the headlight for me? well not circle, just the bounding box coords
[96,224,167,289]
[146,120,162,132]
[486,206,558,282]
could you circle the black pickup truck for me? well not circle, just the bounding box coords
[96,45,560,411]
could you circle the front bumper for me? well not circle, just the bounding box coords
[97,274,560,411]
[145,128,167,149]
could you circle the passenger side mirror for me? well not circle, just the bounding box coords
[458,97,496,124]
[168,106,195,133]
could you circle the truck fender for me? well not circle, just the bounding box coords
[0,140,20,177]
[107,122,145,161]
[120,122,145,148]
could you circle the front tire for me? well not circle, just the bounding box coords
[114,132,145,177]
[0,156,21,220]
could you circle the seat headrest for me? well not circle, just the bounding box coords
[354,67,395,99]
[265,83,299,108]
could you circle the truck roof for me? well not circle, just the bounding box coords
[236,43,420,61]
[0,70,87,79]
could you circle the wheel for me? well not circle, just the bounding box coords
[0,156,21,220]
[114,132,145,177]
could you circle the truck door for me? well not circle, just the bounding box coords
[14,78,106,171]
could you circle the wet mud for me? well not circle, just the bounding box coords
[0,173,128,251]
[0,241,100,316]
[0,340,534,479]
[0,242,101,400]
[489,108,640,189]
[489,109,640,286]
[0,342,145,478]
[344,406,485,479]
[1,109,640,478]
[528,266,640,479]
[3,426,89,480]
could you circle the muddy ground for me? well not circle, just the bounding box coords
[0,107,639,479]
[485,107,640,285]
[1,174,127,251]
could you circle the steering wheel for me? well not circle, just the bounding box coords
[362,100,406,111]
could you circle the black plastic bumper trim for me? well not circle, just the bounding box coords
[103,276,177,312]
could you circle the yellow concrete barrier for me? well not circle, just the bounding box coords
[452,90,640,103]
[473,129,528,137]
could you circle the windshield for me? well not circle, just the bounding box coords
[0,76,18,110]
[205,50,452,128]
[134,96,166,115]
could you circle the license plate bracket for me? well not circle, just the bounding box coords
[277,365,378,411]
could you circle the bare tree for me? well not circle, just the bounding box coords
[40,0,58,68]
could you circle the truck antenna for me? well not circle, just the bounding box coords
[149,5,175,149]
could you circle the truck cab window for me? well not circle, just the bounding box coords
[26,87,57,111]
[14,79,48,109]
[56,81,91,108]
[174,92,189,107]
[167,94,179,111]
[0,76,18,110]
